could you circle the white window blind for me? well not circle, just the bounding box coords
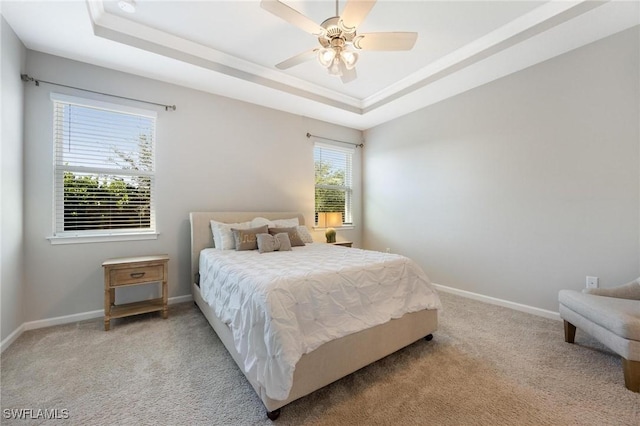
[52,94,157,236]
[314,142,353,225]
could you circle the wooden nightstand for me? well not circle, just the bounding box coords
[102,254,169,331]
[330,241,353,247]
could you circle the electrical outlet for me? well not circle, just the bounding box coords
[586,276,599,289]
[385,248,391,253]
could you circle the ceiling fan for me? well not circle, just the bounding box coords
[261,0,418,84]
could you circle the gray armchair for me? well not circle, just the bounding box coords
[559,278,640,392]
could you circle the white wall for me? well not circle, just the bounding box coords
[363,27,640,312]
[23,51,362,323]
[1,15,26,342]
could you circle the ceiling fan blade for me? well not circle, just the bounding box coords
[261,0,326,36]
[353,32,418,51]
[339,62,357,84]
[340,0,377,32]
[275,48,319,70]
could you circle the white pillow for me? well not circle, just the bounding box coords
[210,220,250,250]
[296,225,313,244]
[251,217,273,228]
[271,217,299,228]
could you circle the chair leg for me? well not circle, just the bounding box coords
[563,320,576,343]
[622,358,640,392]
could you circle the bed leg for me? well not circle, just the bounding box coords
[266,408,281,421]
[424,334,433,341]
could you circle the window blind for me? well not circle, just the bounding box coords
[314,142,353,225]
[52,94,156,235]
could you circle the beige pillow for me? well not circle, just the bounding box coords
[268,227,305,247]
[257,233,292,253]
[232,225,268,251]
[210,220,250,250]
[296,225,314,244]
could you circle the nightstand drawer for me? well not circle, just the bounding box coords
[110,265,164,286]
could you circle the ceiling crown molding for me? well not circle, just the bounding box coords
[67,1,638,129]
[86,0,364,113]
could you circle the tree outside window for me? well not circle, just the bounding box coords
[314,143,353,225]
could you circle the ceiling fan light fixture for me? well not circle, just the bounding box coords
[328,58,343,76]
[340,49,358,70]
[262,0,417,83]
[317,48,336,67]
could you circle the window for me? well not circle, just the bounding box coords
[314,142,353,226]
[52,94,157,240]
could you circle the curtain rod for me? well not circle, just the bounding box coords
[306,132,363,148]
[20,74,177,111]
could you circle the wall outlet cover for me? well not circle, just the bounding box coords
[586,276,599,289]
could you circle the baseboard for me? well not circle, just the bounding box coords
[168,294,193,304]
[0,294,194,353]
[0,324,25,353]
[3,286,559,352]
[433,283,561,321]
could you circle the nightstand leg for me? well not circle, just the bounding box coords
[104,288,111,331]
[162,279,168,319]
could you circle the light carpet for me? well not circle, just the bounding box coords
[1,292,638,425]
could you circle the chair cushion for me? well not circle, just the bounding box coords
[559,290,640,341]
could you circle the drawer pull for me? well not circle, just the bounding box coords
[130,272,146,279]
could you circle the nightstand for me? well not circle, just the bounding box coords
[330,241,353,247]
[102,254,169,331]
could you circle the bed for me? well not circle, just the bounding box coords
[190,211,441,420]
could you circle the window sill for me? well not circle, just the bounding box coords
[48,232,159,245]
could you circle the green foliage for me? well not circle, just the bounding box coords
[325,228,336,243]
[315,160,345,216]
[315,161,345,186]
[62,133,151,231]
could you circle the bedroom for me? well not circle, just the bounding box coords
[1,0,639,424]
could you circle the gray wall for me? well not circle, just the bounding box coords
[1,16,26,342]
[22,51,362,323]
[363,27,640,312]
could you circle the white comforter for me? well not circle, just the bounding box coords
[199,243,441,400]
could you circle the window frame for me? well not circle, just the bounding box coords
[313,141,354,227]
[48,93,159,245]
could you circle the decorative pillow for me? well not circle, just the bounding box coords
[271,217,299,228]
[257,233,292,254]
[296,225,314,244]
[210,220,250,250]
[232,225,269,251]
[268,227,305,247]
[250,217,273,228]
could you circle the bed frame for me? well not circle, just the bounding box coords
[190,212,438,420]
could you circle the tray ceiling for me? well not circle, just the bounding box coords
[3,1,639,129]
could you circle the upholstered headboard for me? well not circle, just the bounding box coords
[189,212,306,285]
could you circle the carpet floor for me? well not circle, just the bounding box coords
[1,292,638,425]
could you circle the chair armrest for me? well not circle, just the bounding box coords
[583,279,640,300]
